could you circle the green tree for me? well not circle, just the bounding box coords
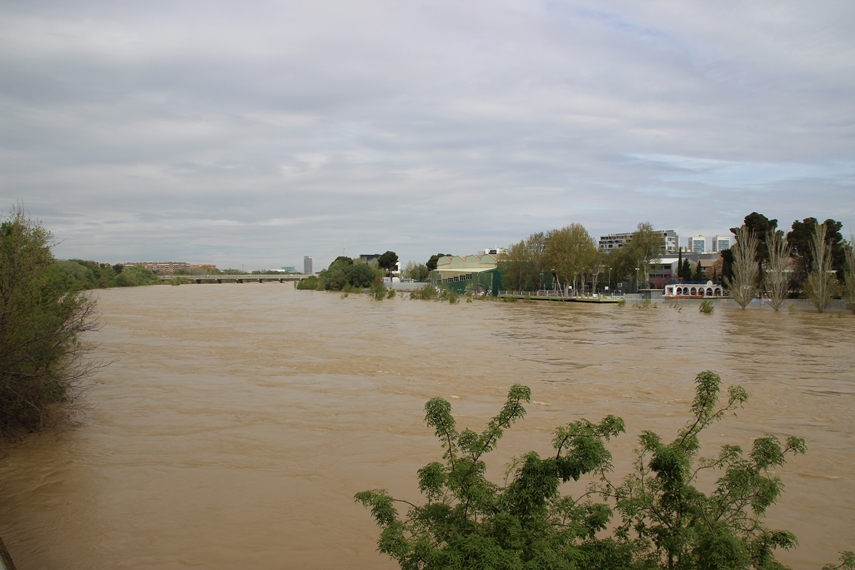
[498,239,530,292]
[544,224,597,296]
[498,233,549,292]
[725,225,759,309]
[345,262,379,288]
[356,371,811,570]
[612,372,805,570]
[114,264,159,287]
[764,231,791,312]
[787,218,846,290]
[427,254,450,272]
[693,260,707,282]
[1,207,99,436]
[402,261,430,282]
[614,223,664,290]
[720,248,734,286]
[378,251,399,278]
[316,256,382,291]
[679,258,693,281]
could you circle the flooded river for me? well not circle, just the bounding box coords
[1,285,853,569]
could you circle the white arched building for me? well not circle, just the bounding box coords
[664,280,725,298]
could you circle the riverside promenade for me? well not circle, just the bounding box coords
[498,291,622,303]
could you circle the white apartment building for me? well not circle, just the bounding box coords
[598,230,678,254]
[712,235,731,252]
[687,236,706,253]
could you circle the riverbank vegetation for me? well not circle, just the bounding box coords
[1,208,100,438]
[498,222,669,295]
[357,371,852,570]
[54,259,160,289]
[493,213,852,313]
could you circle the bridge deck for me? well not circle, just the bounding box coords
[158,274,310,284]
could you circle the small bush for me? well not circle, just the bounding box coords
[368,276,387,300]
[699,299,715,314]
[296,276,319,290]
[410,285,439,301]
[441,289,459,304]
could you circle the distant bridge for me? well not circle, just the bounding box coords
[158,274,311,284]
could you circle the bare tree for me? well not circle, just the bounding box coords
[725,225,759,309]
[764,231,791,311]
[807,223,836,313]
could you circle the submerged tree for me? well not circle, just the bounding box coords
[843,235,855,315]
[356,371,814,570]
[806,223,836,313]
[725,225,759,309]
[1,207,99,437]
[787,218,846,283]
[732,213,778,297]
[764,230,792,311]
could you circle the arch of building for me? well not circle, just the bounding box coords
[665,282,724,297]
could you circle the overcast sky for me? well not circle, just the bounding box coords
[2,1,853,270]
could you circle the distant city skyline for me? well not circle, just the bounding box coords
[2,1,853,271]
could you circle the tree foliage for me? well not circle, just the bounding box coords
[843,235,855,314]
[544,224,597,295]
[725,226,759,309]
[427,254,451,272]
[498,233,549,292]
[316,257,382,291]
[379,251,400,277]
[403,261,430,282]
[357,371,816,570]
[1,207,99,437]
[608,223,664,289]
[806,223,837,313]
[731,213,778,295]
[787,218,846,288]
[53,259,159,289]
[679,258,693,281]
[764,231,791,312]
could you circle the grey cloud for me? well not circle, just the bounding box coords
[2,0,853,270]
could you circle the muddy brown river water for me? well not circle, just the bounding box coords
[1,285,853,569]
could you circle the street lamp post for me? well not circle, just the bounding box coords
[635,267,640,293]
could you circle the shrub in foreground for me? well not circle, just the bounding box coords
[357,371,850,569]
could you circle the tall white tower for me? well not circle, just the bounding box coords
[687,236,706,253]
